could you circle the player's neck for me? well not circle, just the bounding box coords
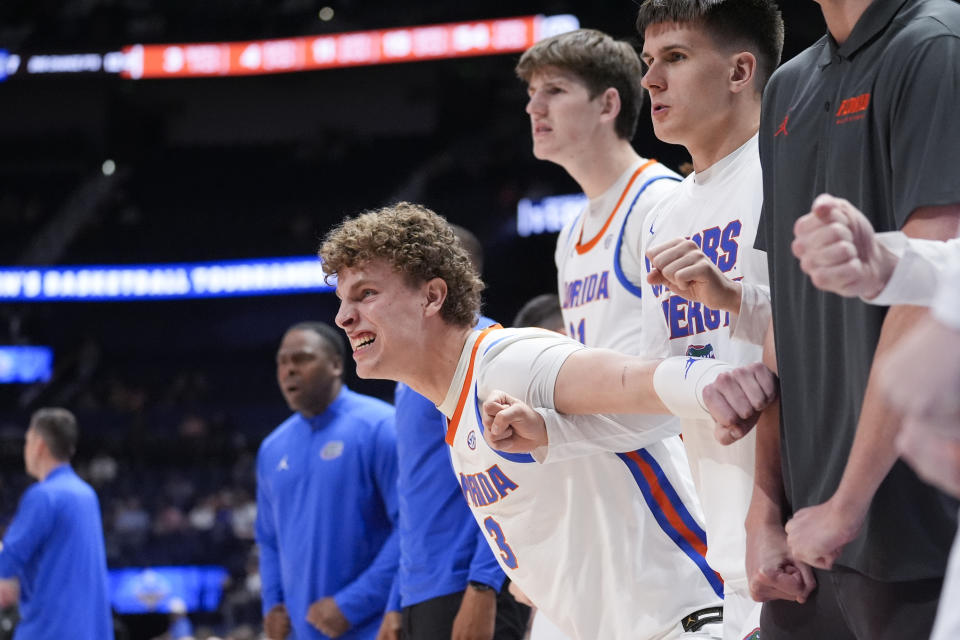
[565,139,640,200]
[818,0,873,45]
[401,324,475,406]
[688,102,760,174]
[33,458,64,482]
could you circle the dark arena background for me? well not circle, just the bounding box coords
[0,2,824,638]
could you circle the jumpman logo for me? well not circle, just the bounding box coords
[277,455,290,471]
[774,114,789,137]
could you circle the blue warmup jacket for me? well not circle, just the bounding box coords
[388,316,505,611]
[0,464,113,640]
[256,386,399,639]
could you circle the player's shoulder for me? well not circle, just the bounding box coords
[477,326,575,366]
[894,0,960,39]
[767,37,828,94]
[259,413,302,453]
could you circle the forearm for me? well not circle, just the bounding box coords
[257,542,285,612]
[553,350,730,418]
[748,321,785,526]
[335,529,400,624]
[730,282,772,345]
[553,349,666,415]
[828,304,923,516]
[467,530,506,590]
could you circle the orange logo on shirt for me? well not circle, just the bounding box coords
[835,93,870,124]
[774,114,789,137]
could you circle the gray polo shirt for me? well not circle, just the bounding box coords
[757,0,960,581]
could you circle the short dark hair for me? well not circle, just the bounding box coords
[30,407,78,461]
[516,29,645,140]
[286,321,346,372]
[636,0,784,92]
[512,294,564,331]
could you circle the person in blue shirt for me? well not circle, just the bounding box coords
[257,321,399,640]
[0,407,113,640]
[376,227,530,640]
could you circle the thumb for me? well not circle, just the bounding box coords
[647,268,668,286]
[811,194,844,223]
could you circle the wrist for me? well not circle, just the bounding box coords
[863,242,898,300]
[721,280,743,314]
[468,580,496,593]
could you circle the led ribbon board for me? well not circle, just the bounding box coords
[0,257,333,302]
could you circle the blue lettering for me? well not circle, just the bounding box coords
[477,474,499,505]
[717,220,742,272]
[701,227,721,265]
[467,475,487,507]
[704,306,721,330]
[571,280,582,307]
[488,465,519,498]
[584,273,598,303]
[690,233,703,249]
[669,296,691,338]
[688,301,705,335]
[597,271,609,300]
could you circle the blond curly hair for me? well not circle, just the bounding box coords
[319,202,484,327]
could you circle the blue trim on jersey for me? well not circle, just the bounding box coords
[481,336,510,357]
[617,449,724,598]
[474,382,536,464]
[613,174,682,298]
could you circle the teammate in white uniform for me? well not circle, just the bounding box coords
[319,203,779,640]
[518,29,708,637]
[506,5,786,639]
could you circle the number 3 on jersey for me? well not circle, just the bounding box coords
[569,318,586,345]
[483,516,518,569]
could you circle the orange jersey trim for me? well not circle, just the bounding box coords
[574,158,659,255]
[445,325,503,446]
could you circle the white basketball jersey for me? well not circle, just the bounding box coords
[638,134,768,590]
[440,327,723,640]
[555,158,681,353]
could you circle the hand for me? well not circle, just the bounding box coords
[375,611,402,640]
[307,597,351,638]
[0,579,18,609]
[791,193,897,299]
[897,416,960,499]
[646,238,742,312]
[784,498,864,570]
[745,520,816,603]
[701,362,779,444]
[481,390,548,454]
[879,315,960,421]
[264,603,292,640]
[451,585,497,640]
[508,581,534,607]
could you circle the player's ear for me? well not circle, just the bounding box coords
[729,51,757,94]
[599,87,622,122]
[423,277,448,318]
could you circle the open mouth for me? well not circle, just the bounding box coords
[652,104,669,116]
[351,334,376,354]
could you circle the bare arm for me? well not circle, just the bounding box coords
[552,349,666,415]
[786,204,960,568]
[745,319,816,602]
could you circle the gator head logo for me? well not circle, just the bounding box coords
[686,344,715,359]
[742,628,760,640]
